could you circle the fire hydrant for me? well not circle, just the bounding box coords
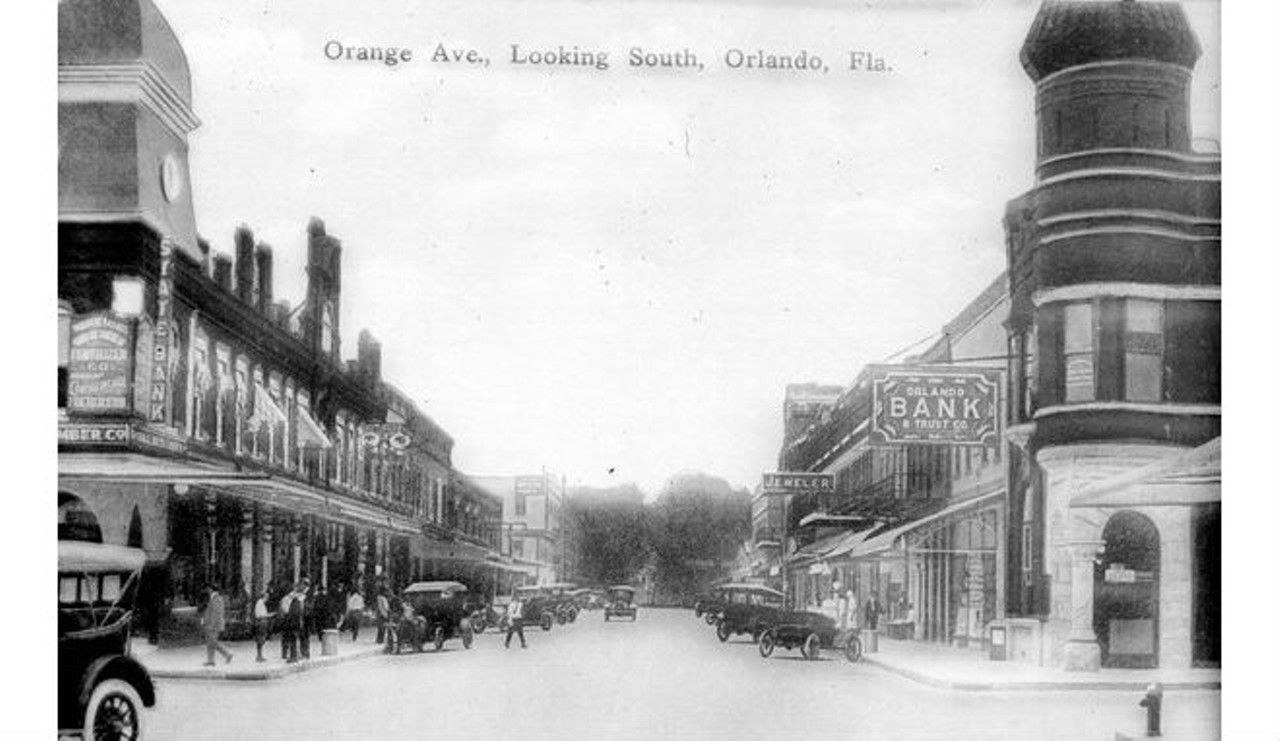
[1139,682,1163,737]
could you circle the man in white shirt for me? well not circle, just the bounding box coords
[345,586,365,642]
[504,598,527,649]
[252,590,271,663]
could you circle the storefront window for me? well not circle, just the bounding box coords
[1063,302,1095,402]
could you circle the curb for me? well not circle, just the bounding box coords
[861,656,1222,692]
[148,646,388,681]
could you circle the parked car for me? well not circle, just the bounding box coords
[58,541,157,741]
[603,585,638,621]
[540,583,581,624]
[713,583,785,644]
[694,586,727,622]
[758,610,862,662]
[398,581,476,652]
[513,586,557,631]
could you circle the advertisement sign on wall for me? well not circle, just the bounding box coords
[869,364,1004,446]
[66,312,134,415]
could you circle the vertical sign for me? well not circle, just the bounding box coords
[66,312,133,414]
[150,239,175,424]
[132,315,153,416]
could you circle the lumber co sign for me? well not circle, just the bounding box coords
[869,364,1003,446]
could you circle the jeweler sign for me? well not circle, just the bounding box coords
[762,472,835,496]
[869,364,1003,446]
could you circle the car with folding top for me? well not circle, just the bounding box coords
[58,540,157,741]
[396,581,476,652]
[758,609,862,662]
[603,585,638,621]
[712,583,785,643]
[513,585,558,631]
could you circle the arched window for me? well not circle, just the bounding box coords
[127,505,144,548]
[59,492,102,543]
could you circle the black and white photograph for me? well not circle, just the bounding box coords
[26,0,1278,738]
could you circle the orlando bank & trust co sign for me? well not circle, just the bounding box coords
[869,364,1004,447]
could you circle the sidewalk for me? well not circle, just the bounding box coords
[861,636,1221,692]
[133,629,389,681]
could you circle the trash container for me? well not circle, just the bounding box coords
[321,628,340,656]
[862,628,879,654]
[989,625,1007,661]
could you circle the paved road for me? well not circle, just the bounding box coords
[149,608,1219,740]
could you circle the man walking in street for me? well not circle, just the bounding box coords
[200,584,234,667]
[504,596,527,649]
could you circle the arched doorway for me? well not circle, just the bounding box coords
[1094,511,1160,668]
[58,492,102,543]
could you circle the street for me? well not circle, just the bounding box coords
[148,609,1219,741]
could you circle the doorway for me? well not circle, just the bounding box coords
[1094,511,1160,668]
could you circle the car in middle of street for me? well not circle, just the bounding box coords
[399,581,476,652]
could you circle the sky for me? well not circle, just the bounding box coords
[155,0,1221,495]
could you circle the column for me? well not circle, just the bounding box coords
[1063,540,1104,671]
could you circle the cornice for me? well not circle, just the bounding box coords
[59,61,201,139]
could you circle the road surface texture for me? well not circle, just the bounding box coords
[149,608,1219,740]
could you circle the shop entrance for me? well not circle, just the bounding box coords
[1094,511,1160,668]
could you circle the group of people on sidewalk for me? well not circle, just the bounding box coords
[197,580,404,667]
[810,583,885,632]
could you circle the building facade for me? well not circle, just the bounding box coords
[57,0,506,637]
[1001,0,1220,671]
[779,275,1010,645]
[473,472,566,585]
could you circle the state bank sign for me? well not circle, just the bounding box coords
[869,364,1004,447]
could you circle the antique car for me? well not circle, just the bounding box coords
[58,541,157,741]
[513,586,557,631]
[540,583,581,624]
[602,585,638,621]
[758,610,862,662]
[694,586,727,622]
[397,581,475,652]
[713,583,785,643]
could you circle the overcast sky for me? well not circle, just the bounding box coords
[157,0,1220,494]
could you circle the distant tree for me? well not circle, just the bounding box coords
[647,472,751,604]
[566,484,650,586]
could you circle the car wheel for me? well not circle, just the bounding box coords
[704,613,717,626]
[695,605,703,618]
[716,621,730,643]
[462,628,474,649]
[472,614,486,634]
[84,678,145,741]
[540,613,553,632]
[802,633,821,661]
[433,626,445,652]
[844,635,863,663]
[569,608,579,623]
[758,631,775,658]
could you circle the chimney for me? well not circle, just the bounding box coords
[213,253,234,290]
[358,329,382,384]
[197,237,212,276]
[255,243,274,314]
[234,225,256,304]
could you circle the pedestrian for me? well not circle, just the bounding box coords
[345,584,365,642]
[252,589,271,663]
[836,586,856,631]
[504,596,527,649]
[279,585,297,663]
[200,584,234,667]
[375,586,391,644]
[295,580,311,660]
[864,592,882,631]
[310,584,327,642]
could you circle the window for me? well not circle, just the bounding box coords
[1063,302,1095,402]
[1022,326,1037,419]
[59,303,72,409]
[1022,524,1034,587]
[515,493,526,517]
[1124,299,1164,402]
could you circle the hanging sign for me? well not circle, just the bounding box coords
[869,364,1004,446]
[67,312,134,415]
[761,472,835,496]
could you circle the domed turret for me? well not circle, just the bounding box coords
[59,0,201,259]
[1020,0,1201,82]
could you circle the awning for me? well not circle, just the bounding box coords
[294,405,332,449]
[1071,437,1220,509]
[250,383,288,430]
[59,453,247,483]
[830,490,1004,560]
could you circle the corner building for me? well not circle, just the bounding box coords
[1003,0,1220,671]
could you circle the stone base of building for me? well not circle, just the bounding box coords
[1062,639,1101,672]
